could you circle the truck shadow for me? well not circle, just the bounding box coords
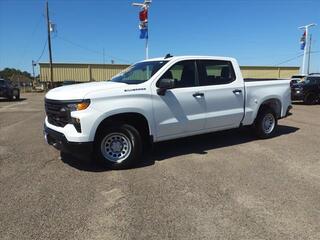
[292,101,320,105]
[61,125,299,172]
[137,125,299,168]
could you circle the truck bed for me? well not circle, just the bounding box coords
[244,78,289,82]
[242,78,291,126]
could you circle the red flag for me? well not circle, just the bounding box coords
[139,9,148,22]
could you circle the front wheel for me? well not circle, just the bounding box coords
[10,89,20,101]
[94,124,142,169]
[254,108,278,139]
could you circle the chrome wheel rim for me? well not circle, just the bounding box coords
[100,133,132,163]
[262,113,275,134]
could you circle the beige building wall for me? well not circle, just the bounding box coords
[39,63,299,82]
[40,63,129,82]
[240,66,299,79]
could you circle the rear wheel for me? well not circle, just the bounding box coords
[94,124,142,169]
[254,108,278,139]
[303,92,317,105]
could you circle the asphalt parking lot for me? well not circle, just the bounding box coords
[0,92,320,240]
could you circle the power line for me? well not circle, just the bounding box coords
[274,54,304,66]
[17,14,44,69]
[56,35,131,63]
[57,36,101,54]
[35,39,48,64]
[274,50,320,66]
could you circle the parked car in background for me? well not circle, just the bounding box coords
[62,80,77,86]
[0,78,20,100]
[291,74,320,104]
[291,74,306,81]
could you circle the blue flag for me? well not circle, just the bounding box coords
[140,28,148,39]
[300,31,306,50]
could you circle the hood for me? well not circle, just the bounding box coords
[45,81,126,100]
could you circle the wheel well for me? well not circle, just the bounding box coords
[95,113,151,144]
[258,99,282,119]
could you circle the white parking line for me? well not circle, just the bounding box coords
[0,101,28,109]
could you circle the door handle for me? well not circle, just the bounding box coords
[193,92,204,98]
[233,89,242,94]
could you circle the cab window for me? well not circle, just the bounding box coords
[198,60,236,86]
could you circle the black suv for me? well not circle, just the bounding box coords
[291,75,320,104]
[0,79,20,100]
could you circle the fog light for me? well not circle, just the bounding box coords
[72,118,81,133]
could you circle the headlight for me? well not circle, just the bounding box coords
[67,99,90,111]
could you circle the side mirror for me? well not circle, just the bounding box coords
[157,78,175,96]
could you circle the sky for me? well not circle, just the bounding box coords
[0,0,319,75]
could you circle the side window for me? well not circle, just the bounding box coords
[198,60,236,86]
[158,60,197,88]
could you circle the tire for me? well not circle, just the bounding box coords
[15,91,20,101]
[94,124,142,169]
[11,89,20,101]
[254,108,278,139]
[303,92,317,105]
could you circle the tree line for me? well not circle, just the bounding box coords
[0,68,33,81]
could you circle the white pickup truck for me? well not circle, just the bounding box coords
[44,55,292,169]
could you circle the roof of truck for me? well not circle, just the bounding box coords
[141,55,236,62]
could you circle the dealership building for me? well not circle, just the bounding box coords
[39,62,299,83]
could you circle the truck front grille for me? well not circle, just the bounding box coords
[45,99,71,128]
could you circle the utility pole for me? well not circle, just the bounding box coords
[46,0,53,88]
[299,23,316,75]
[32,60,36,84]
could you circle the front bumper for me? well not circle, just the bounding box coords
[291,90,304,100]
[44,125,93,158]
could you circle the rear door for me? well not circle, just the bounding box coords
[197,60,245,130]
[152,60,206,139]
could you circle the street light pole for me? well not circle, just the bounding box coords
[307,34,312,74]
[299,23,316,75]
[145,35,149,59]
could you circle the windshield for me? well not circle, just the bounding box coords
[0,80,11,86]
[304,77,319,85]
[306,77,320,81]
[111,60,168,84]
